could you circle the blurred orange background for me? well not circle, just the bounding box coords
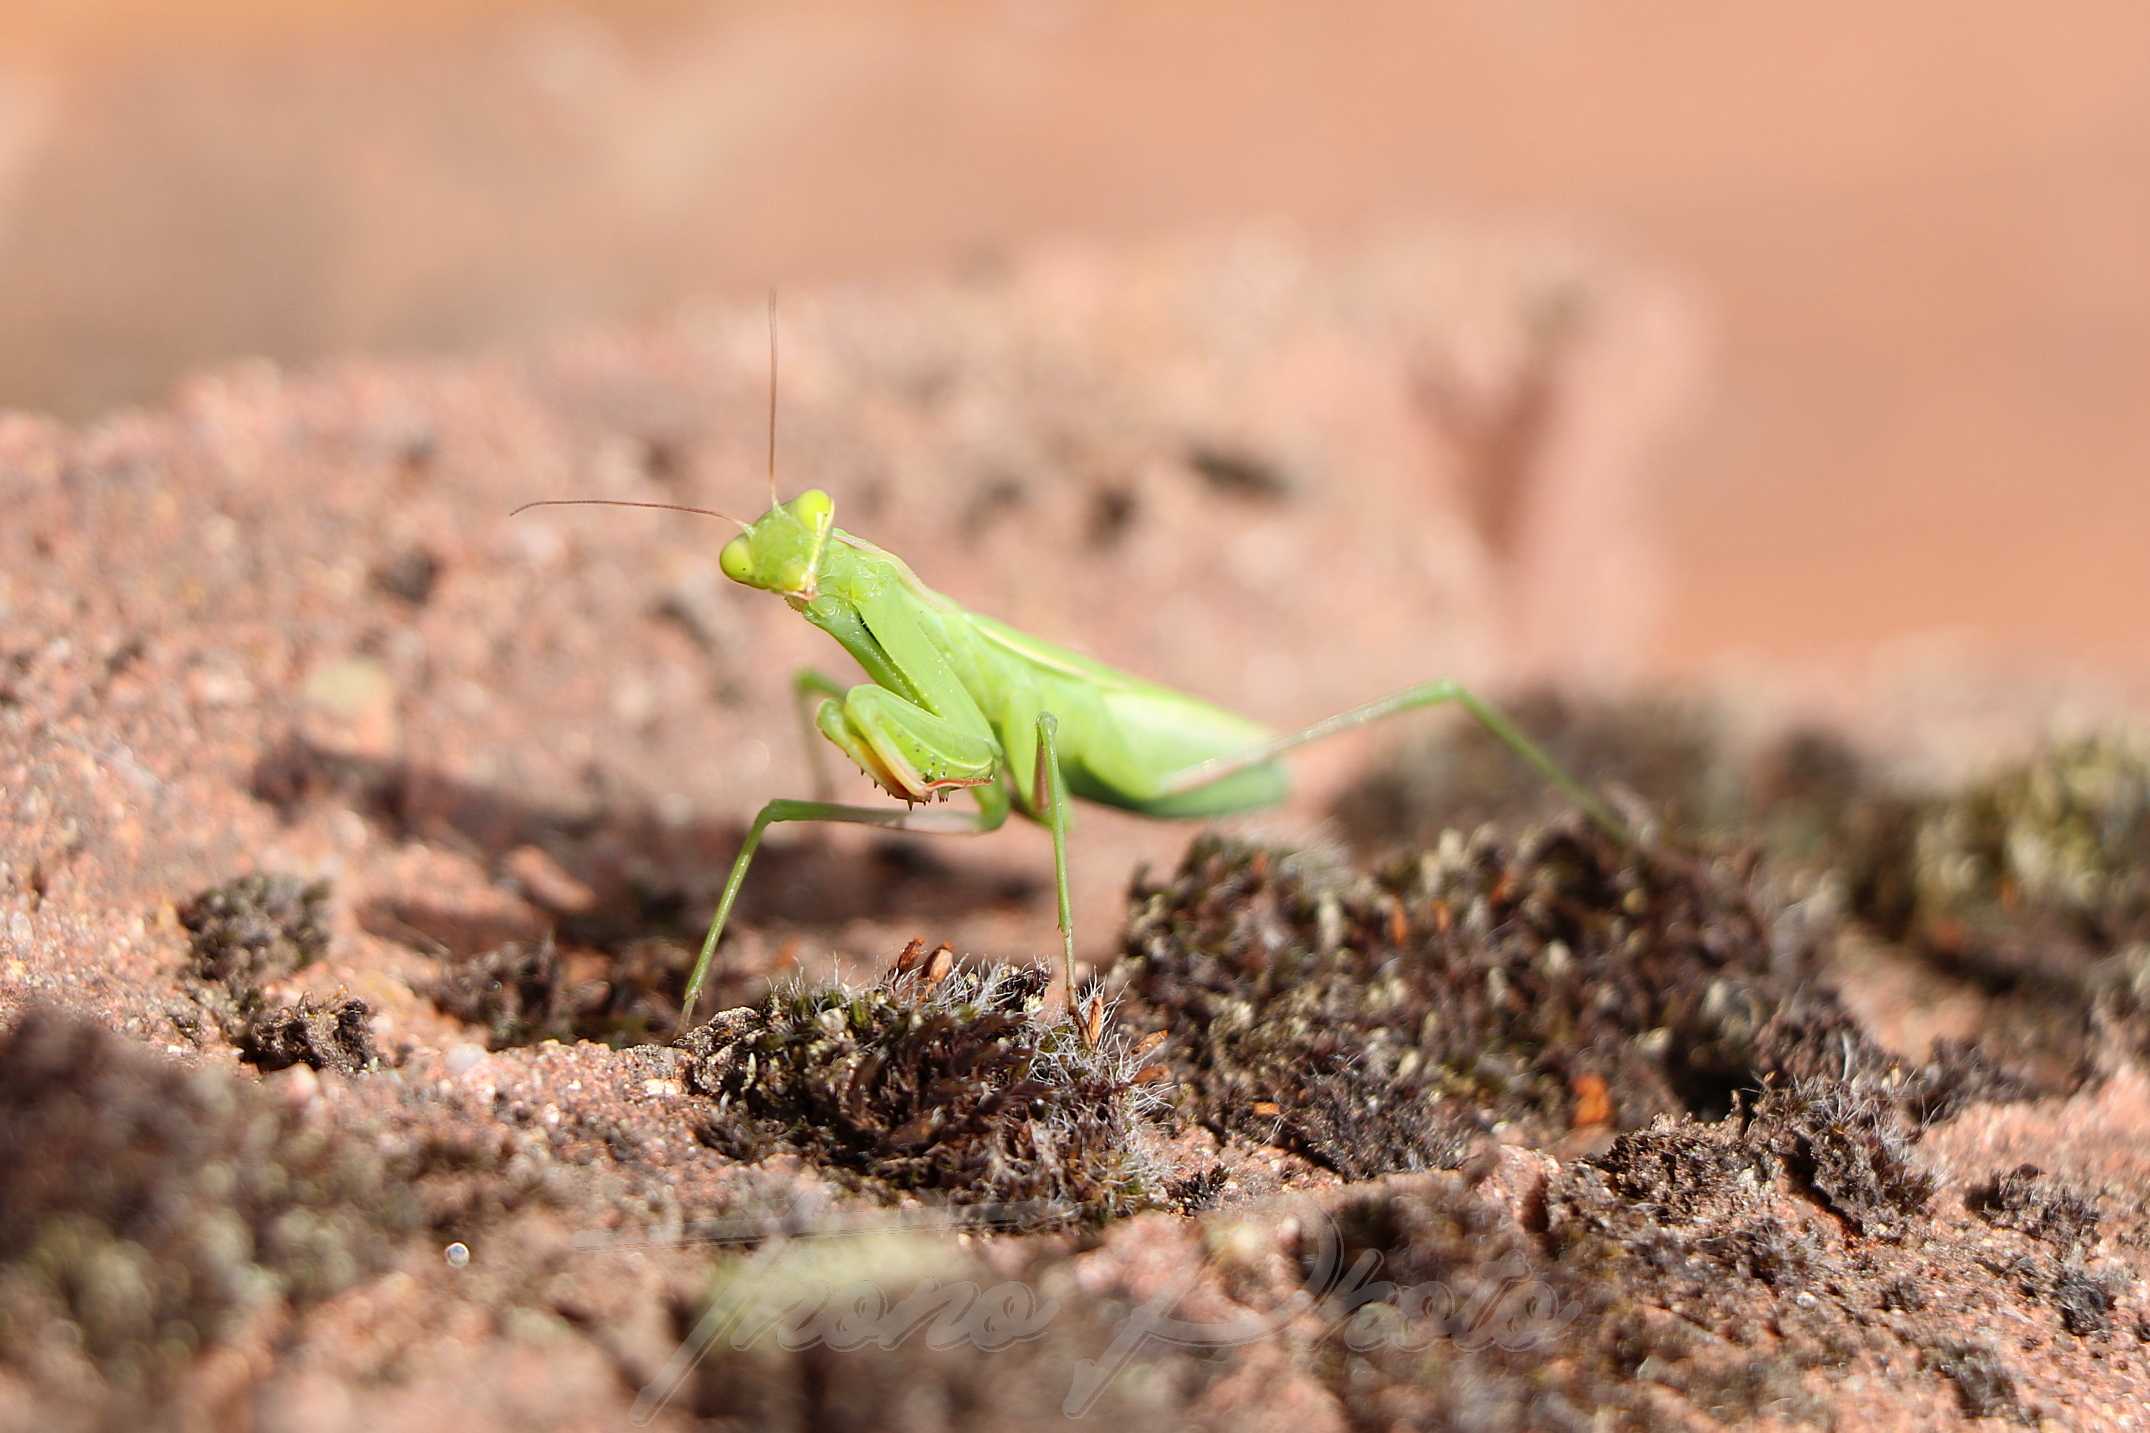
[1,2,2144,687]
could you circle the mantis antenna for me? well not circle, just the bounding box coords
[511,291,785,529]
[766,290,779,511]
[508,498,749,530]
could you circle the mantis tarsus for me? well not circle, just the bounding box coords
[519,326,1628,1046]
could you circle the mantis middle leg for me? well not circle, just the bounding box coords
[1030,712,1079,1022]
[676,792,1010,1031]
[675,709,1086,1040]
[680,681,1010,1032]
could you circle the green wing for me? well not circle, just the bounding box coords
[968,615,1265,722]
[970,614,1288,817]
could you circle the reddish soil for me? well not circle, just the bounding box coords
[5,238,2150,1429]
[4,9,2150,1427]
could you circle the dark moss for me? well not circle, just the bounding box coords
[237,994,378,1074]
[1968,1163,2100,1252]
[428,936,682,1048]
[1899,1039,2041,1125]
[177,872,331,1006]
[1879,732,2150,950]
[1167,1163,1230,1214]
[1844,732,2150,1068]
[1923,1341,2028,1423]
[1299,1176,1840,1429]
[1546,1087,1934,1403]
[1549,1115,1828,1329]
[680,954,1165,1220]
[1340,705,2150,1087]
[176,873,358,1071]
[1120,822,1884,1175]
[2054,1267,2117,1338]
[1586,1117,1777,1228]
[1748,1081,1936,1241]
[1877,1276,1927,1313]
[431,939,569,1046]
[1296,1181,1622,1431]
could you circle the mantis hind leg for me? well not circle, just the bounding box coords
[1157,679,1630,842]
[676,793,1011,1034]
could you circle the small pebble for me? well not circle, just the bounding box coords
[303,655,394,719]
[444,1241,471,1269]
[188,665,256,708]
[444,1042,487,1076]
[276,1064,323,1110]
[506,844,597,914]
[370,547,443,606]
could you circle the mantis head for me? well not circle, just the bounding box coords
[719,489,836,600]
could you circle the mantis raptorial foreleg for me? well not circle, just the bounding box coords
[1156,678,1630,842]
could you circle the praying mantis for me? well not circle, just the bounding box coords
[519,314,1628,1045]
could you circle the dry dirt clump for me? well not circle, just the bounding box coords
[1118,821,2008,1177]
[681,951,1170,1220]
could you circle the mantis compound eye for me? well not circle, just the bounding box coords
[719,535,756,585]
[791,488,835,532]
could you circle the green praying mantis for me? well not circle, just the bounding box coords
[518,314,1628,1045]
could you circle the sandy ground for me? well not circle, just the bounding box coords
[4,236,2150,1428]
[4,6,2150,1427]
